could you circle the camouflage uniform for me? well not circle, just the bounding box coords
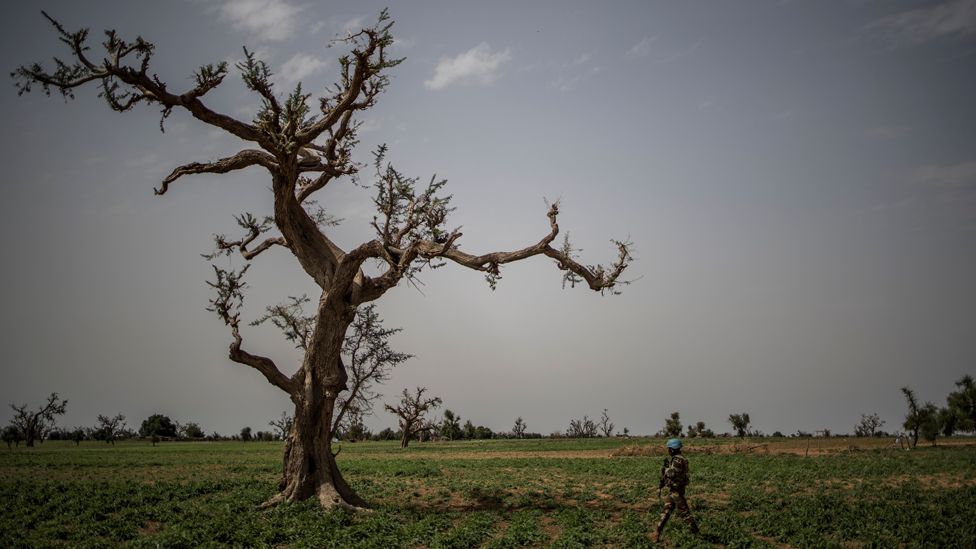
[655,453,699,536]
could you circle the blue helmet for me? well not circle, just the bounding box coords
[666,438,682,450]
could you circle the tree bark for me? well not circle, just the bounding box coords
[271,393,367,509]
[262,288,369,509]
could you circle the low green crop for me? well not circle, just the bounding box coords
[1,438,974,547]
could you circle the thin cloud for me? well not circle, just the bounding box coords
[552,53,600,93]
[393,37,417,51]
[867,0,976,46]
[424,43,512,90]
[218,0,304,42]
[571,52,593,66]
[309,20,328,35]
[626,36,699,64]
[913,160,976,188]
[276,53,329,86]
[625,36,656,59]
[340,17,365,36]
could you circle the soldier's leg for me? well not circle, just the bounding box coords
[655,492,676,536]
[673,492,699,533]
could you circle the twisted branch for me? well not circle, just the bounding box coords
[156,150,277,195]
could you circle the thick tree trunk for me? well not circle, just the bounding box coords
[269,396,367,509]
[262,295,367,510]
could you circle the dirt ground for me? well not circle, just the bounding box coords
[357,437,976,460]
[613,436,976,457]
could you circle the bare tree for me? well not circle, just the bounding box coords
[512,416,527,439]
[384,387,441,448]
[599,409,615,437]
[14,11,631,510]
[93,414,127,445]
[8,393,68,447]
[728,413,751,438]
[854,413,885,437]
[567,415,598,438]
[901,387,921,448]
[331,304,411,437]
[417,418,439,443]
[269,411,293,441]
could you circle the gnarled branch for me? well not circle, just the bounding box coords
[206,264,297,396]
[354,201,632,303]
[13,12,267,145]
[295,10,401,147]
[157,150,277,195]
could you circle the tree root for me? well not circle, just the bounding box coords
[257,489,372,513]
[257,493,287,510]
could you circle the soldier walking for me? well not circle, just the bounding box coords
[653,438,699,542]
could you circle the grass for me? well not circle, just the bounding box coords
[1,437,974,547]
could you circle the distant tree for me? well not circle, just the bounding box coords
[771,431,784,438]
[375,427,397,441]
[918,403,942,446]
[462,419,477,440]
[599,409,615,437]
[728,413,751,438]
[344,417,371,442]
[854,413,885,437]
[70,427,87,446]
[621,427,630,437]
[385,387,441,448]
[3,425,24,448]
[901,387,922,448]
[93,414,127,444]
[938,407,957,437]
[474,425,494,439]
[336,305,411,438]
[947,375,975,433]
[183,422,205,439]
[240,426,253,442]
[663,412,683,438]
[417,419,440,442]
[46,427,72,440]
[8,393,68,447]
[441,409,462,441]
[513,417,527,439]
[140,414,177,439]
[687,421,713,438]
[269,411,293,441]
[567,416,598,438]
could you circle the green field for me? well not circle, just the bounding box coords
[2,438,974,548]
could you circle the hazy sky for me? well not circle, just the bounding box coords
[1,1,974,438]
